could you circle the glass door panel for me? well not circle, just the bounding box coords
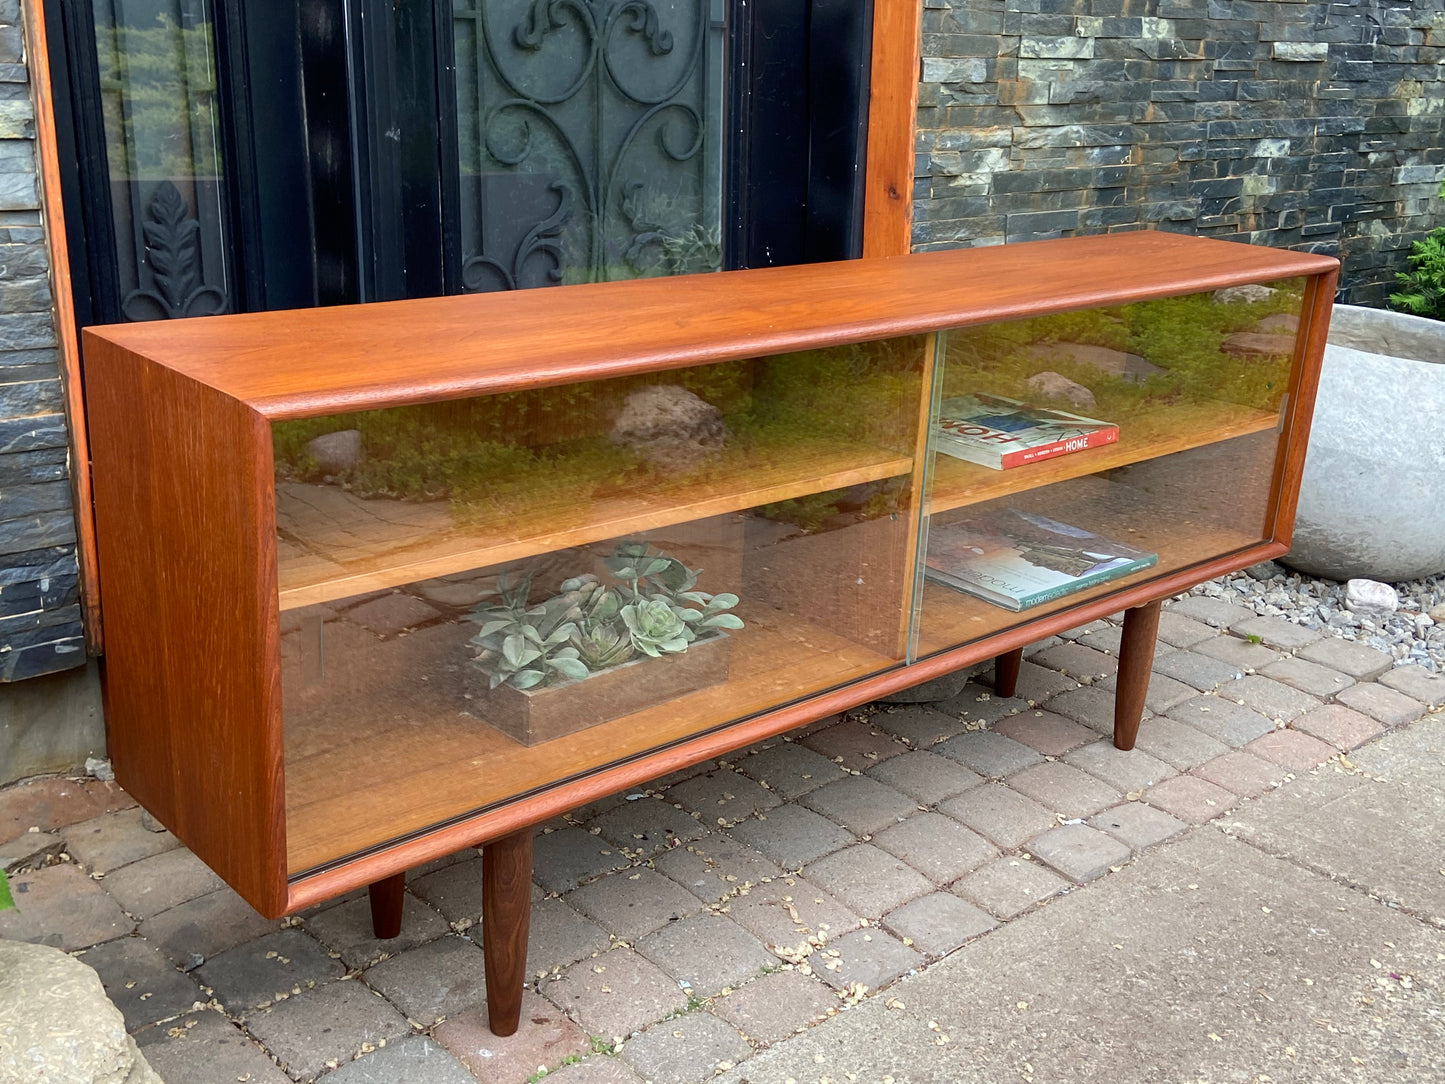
[915,279,1308,657]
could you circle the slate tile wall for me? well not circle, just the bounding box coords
[914,0,1445,306]
[0,1,85,682]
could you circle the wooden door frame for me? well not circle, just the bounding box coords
[20,0,922,652]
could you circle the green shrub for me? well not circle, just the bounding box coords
[1389,227,1445,321]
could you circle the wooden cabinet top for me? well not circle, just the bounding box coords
[82,232,1337,420]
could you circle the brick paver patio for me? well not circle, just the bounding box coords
[0,594,1436,1084]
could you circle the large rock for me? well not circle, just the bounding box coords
[0,939,163,1083]
[610,384,727,470]
[1282,305,1445,582]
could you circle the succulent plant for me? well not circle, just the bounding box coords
[468,542,743,690]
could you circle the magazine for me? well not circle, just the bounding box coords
[936,393,1118,470]
[926,508,1157,611]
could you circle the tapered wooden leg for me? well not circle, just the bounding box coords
[994,647,1024,698]
[483,827,534,1037]
[368,872,405,939]
[1114,600,1162,750]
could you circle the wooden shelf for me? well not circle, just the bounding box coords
[276,442,913,610]
[916,435,1277,655]
[282,604,897,874]
[928,400,1280,513]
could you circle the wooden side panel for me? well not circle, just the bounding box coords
[20,0,104,648]
[862,0,923,258]
[84,336,286,916]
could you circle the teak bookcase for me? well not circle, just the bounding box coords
[83,232,1337,1035]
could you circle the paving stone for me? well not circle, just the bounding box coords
[864,749,983,806]
[1043,686,1120,732]
[953,856,1071,920]
[1229,614,1322,650]
[318,1035,477,1084]
[139,886,280,969]
[1099,669,1198,715]
[711,969,837,1044]
[1291,704,1387,750]
[882,892,996,957]
[1243,729,1339,772]
[589,798,707,858]
[993,710,1096,756]
[0,861,134,950]
[1131,716,1231,770]
[0,777,116,843]
[619,1012,751,1084]
[1074,624,1124,656]
[800,718,907,771]
[869,704,968,748]
[1165,595,1254,628]
[1005,762,1122,819]
[409,854,485,923]
[637,912,775,996]
[872,812,997,885]
[136,1008,291,1084]
[1192,635,1281,672]
[803,843,933,917]
[1009,661,1081,703]
[305,892,450,969]
[1297,638,1394,681]
[246,977,410,1080]
[1056,620,1110,642]
[541,1056,646,1083]
[725,876,860,954]
[0,830,65,872]
[1191,751,1290,798]
[533,827,634,895]
[1151,650,1244,692]
[798,776,916,835]
[500,896,611,981]
[935,730,1042,778]
[1377,664,1445,708]
[1087,802,1188,851]
[813,926,922,992]
[195,928,346,1019]
[567,868,701,942]
[544,948,689,1039]
[653,835,783,906]
[340,591,442,636]
[1215,675,1322,723]
[1334,683,1426,727]
[1260,656,1355,698]
[726,804,853,869]
[939,784,1057,850]
[664,768,782,826]
[63,807,179,873]
[80,936,205,1031]
[364,934,489,1023]
[932,683,1032,723]
[1155,611,1217,648]
[1028,642,1119,682]
[733,742,847,798]
[1166,696,1275,747]
[1027,823,1132,883]
[1142,775,1238,824]
[100,847,225,920]
[1063,741,1176,793]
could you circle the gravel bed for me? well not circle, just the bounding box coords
[1188,561,1445,672]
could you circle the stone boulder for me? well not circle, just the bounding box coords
[0,939,163,1083]
[1281,305,1445,583]
[610,385,727,470]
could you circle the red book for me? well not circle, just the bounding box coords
[936,393,1118,470]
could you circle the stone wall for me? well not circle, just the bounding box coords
[914,0,1445,306]
[0,0,86,683]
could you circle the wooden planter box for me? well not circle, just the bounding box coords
[476,632,731,746]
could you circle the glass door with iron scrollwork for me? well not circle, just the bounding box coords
[451,0,725,292]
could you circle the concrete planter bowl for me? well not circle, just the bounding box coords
[1282,304,1445,582]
